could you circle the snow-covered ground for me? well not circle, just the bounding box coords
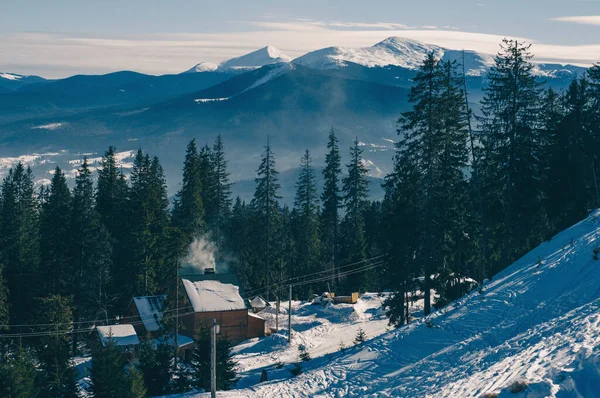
[167,210,600,397]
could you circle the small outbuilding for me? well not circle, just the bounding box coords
[124,295,166,337]
[250,295,268,313]
[97,324,140,358]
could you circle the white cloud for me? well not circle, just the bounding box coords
[2,19,599,78]
[550,16,600,25]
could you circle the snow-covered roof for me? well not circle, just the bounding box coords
[182,278,247,312]
[248,312,265,321]
[132,295,166,332]
[97,325,140,347]
[251,296,268,308]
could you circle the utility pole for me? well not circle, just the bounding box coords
[211,318,217,398]
[174,253,179,371]
[288,285,292,344]
[275,295,279,331]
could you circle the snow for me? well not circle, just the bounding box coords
[182,279,247,312]
[31,122,66,130]
[97,325,140,347]
[0,72,22,80]
[294,37,444,70]
[219,46,292,70]
[194,97,229,103]
[242,62,294,92]
[184,62,219,73]
[132,295,166,332]
[251,296,268,309]
[164,210,600,397]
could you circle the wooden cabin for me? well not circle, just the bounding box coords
[97,324,140,359]
[124,295,167,337]
[177,273,266,343]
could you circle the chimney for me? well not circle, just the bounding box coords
[204,268,215,275]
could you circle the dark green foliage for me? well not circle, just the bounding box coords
[0,346,39,398]
[321,128,342,286]
[206,135,232,245]
[292,150,322,295]
[298,344,311,362]
[354,327,367,345]
[172,139,206,242]
[0,163,40,326]
[39,167,72,296]
[90,339,125,398]
[35,295,80,398]
[339,138,370,292]
[250,139,282,299]
[138,340,172,396]
[191,323,238,391]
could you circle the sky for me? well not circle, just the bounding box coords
[1,0,600,78]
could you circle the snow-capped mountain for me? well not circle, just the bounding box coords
[183,61,219,73]
[294,37,444,70]
[185,46,292,74]
[0,72,47,91]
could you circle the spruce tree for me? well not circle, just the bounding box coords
[138,340,173,396]
[292,150,321,294]
[320,128,342,286]
[35,295,79,398]
[340,138,369,292]
[0,163,40,327]
[0,345,39,398]
[173,139,206,242]
[96,147,130,314]
[477,39,544,272]
[206,135,232,245]
[90,339,127,398]
[216,337,238,390]
[70,158,112,352]
[191,323,211,390]
[39,167,72,296]
[250,139,281,299]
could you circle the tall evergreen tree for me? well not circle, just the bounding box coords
[320,128,342,286]
[35,295,79,398]
[250,139,281,299]
[173,140,205,242]
[206,135,232,245]
[138,340,173,396]
[339,138,370,292]
[0,163,40,327]
[70,158,112,351]
[292,150,321,294]
[477,39,544,272]
[96,147,130,314]
[0,345,39,398]
[40,167,72,296]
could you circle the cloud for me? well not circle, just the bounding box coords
[2,19,599,78]
[550,16,600,25]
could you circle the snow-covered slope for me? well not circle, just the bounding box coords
[185,46,292,73]
[174,210,600,397]
[294,37,444,70]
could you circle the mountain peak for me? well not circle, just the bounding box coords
[183,62,219,73]
[219,46,292,70]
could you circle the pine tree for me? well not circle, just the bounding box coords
[91,339,126,398]
[477,39,544,272]
[123,366,146,398]
[215,336,238,390]
[354,327,367,345]
[39,167,72,296]
[35,295,79,398]
[96,147,130,314]
[339,138,369,292]
[138,340,173,396]
[320,128,342,286]
[206,135,232,245]
[0,163,40,327]
[191,323,211,390]
[292,150,321,295]
[0,262,8,330]
[173,139,205,242]
[0,345,39,398]
[227,197,251,289]
[250,139,281,299]
[70,158,112,352]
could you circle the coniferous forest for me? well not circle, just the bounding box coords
[1,39,600,396]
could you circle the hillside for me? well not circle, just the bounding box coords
[171,210,600,397]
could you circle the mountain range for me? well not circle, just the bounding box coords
[0,37,589,202]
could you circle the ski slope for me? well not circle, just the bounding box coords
[169,210,600,397]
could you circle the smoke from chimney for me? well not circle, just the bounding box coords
[183,237,230,274]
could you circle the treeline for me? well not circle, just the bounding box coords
[383,39,600,325]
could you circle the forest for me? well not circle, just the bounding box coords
[0,38,600,397]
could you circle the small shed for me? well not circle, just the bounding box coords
[124,295,166,337]
[152,333,195,362]
[250,295,268,313]
[97,325,140,357]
